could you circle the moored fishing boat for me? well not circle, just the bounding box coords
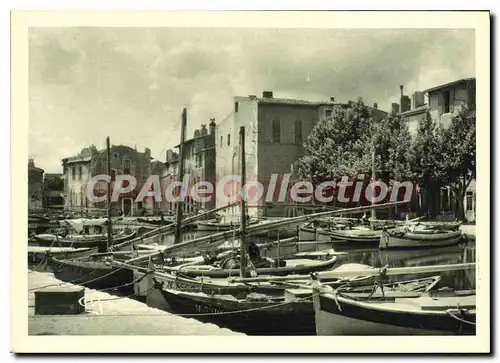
[28,246,98,264]
[313,284,476,335]
[413,221,462,232]
[46,255,134,293]
[31,229,138,250]
[157,267,443,335]
[328,227,382,244]
[379,228,463,249]
[159,288,315,335]
[137,216,175,226]
[195,219,259,232]
[171,255,338,279]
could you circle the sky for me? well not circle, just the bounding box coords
[29,27,475,173]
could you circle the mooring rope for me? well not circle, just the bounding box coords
[446,309,476,326]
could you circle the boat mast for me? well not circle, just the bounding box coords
[239,126,247,278]
[174,108,187,244]
[106,136,113,250]
[371,145,376,221]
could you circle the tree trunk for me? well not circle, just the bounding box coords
[452,188,466,222]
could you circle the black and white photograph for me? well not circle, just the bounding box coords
[11,10,490,353]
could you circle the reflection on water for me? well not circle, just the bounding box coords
[143,229,476,291]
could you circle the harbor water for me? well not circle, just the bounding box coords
[29,227,476,336]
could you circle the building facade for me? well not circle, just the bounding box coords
[215,91,388,218]
[400,78,476,222]
[43,173,65,207]
[62,144,153,216]
[28,159,44,210]
[161,120,217,214]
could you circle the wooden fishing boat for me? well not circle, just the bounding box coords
[195,219,259,232]
[379,228,463,249]
[172,256,338,279]
[414,221,462,232]
[28,246,98,264]
[137,217,175,226]
[158,269,443,335]
[328,227,382,244]
[46,255,134,293]
[159,288,315,335]
[31,229,138,250]
[313,286,476,335]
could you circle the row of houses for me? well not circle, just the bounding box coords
[57,77,476,221]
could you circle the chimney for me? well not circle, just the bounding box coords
[373,102,378,109]
[391,103,400,116]
[144,147,151,159]
[412,91,425,109]
[262,91,273,99]
[28,158,35,168]
[209,118,216,136]
[330,97,335,102]
[400,84,404,97]
[200,124,208,137]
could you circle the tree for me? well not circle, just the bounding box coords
[372,114,414,182]
[297,99,414,213]
[410,110,446,217]
[297,98,373,185]
[440,106,476,221]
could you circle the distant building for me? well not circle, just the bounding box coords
[400,78,476,134]
[28,159,44,210]
[399,78,476,222]
[43,173,65,207]
[162,120,216,213]
[215,91,388,218]
[62,144,153,216]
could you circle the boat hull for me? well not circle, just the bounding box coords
[379,230,463,249]
[178,256,337,279]
[160,288,315,335]
[47,257,134,293]
[28,246,98,264]
[32,230,137,251]
[298,226,332,242]
[313,293,476,336]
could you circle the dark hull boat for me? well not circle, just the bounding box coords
[314,288,476,335]
[379,229,463,249]
[32,230,137,251]
[174,256,338,279]
[160,288,315,335]
[28,246,98,264]
[137,217,174,226]
[46,256,134,294]
[158,272,443,335]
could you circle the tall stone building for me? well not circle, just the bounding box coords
[162,120,217,213]
[62,144,153,216]
[215,91,387,218]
